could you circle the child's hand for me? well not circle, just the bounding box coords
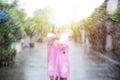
[57,42,62,48]
[52,35,59,40]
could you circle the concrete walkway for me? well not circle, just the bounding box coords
[0,41,120,80]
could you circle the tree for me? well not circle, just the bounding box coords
[112,8,120,42]
[24,8,53,41]
[112,8,120,22]
[84,6,109,51]
[0,0,26,62]
[70,21,81,42]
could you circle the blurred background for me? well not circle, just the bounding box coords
[0,0,120,80]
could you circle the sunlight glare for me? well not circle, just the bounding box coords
[19,0,104,25]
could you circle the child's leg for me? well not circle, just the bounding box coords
[50,76,58,80]
[50,76,54,80]
[55,77,58,80]
[60,77,67,80]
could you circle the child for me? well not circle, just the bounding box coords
[47,26,70,80]
[46,26,59,80]
[55,27,70,80]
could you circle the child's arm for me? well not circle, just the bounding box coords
[51,35,59,41]
[46,33,54,42]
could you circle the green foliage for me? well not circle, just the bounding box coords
[112,8,120,40]
[112,8,120,22]
[82,6,109,51]
[88,6,108,28]
[70,6,109,45]
[24,8,53,39]
[0,0,26,55]
[70,21,81,41]
[2,47,14,56]
[89,7,107,44]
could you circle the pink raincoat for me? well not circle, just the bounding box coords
[47,32,57,76]
[47,32,70,78]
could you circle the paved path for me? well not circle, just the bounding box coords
[0,41,120,80]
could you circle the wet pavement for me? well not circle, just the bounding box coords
[0,41,120,80]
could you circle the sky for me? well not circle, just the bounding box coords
[18,0,105,25]
[107,0,118,14]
